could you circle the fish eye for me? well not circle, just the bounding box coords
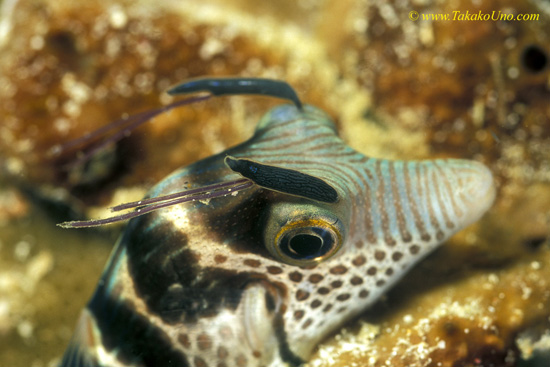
[270,218,343,266]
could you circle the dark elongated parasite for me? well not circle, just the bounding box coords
[59,77,496,367]
[168,77,303,109]
[225,156,338,203]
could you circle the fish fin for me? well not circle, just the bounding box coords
[60,309,103,367]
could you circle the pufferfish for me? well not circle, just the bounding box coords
[59,78,495,367]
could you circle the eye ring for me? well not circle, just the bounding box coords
[273,219,343,266]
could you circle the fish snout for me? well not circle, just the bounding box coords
[445,159,496,228]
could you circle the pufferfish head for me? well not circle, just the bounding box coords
[62,103,495,367]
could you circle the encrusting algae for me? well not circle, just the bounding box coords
[0,0,549,367]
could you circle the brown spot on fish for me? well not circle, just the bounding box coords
[214,255,227,264]
[322,304,333,313]
[311,300,322,308]
[294,309,305,320]
[267,266,283,274]
[308,274,324,283]
[243,259,261,268]
[374,250,386,261]
[385,268,394,276]
[197,333,213,350]
[289,271,303,282]
[178,333,191,348]
[337,306,348,313]
[296,289,310,301]
[354,240,364,249]
[330,265,348,275]
[218,346,229,359]
[350,276,363,285]
[194,356,208,367]
[302,319,313,329]
[336,293,351,302]
[359,289,370,298]
[392,252,404,262]
[318,287,330,295]
[294,310,305,320]
[409,244,420,254]
[376,280,386,287]
[352,255,366,266]
[367,266,377,275]
[331,280,343,288]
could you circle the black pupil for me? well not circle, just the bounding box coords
[281,228,334,260]
[289,234,323,258]
[522,45,548,73]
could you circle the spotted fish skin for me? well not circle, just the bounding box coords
[61,105,495,367]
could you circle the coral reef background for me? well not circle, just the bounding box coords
[0,0,549,366]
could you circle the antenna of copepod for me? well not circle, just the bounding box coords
[49,77,303,167]
[48,95,211,167]
[58,178,254,228]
